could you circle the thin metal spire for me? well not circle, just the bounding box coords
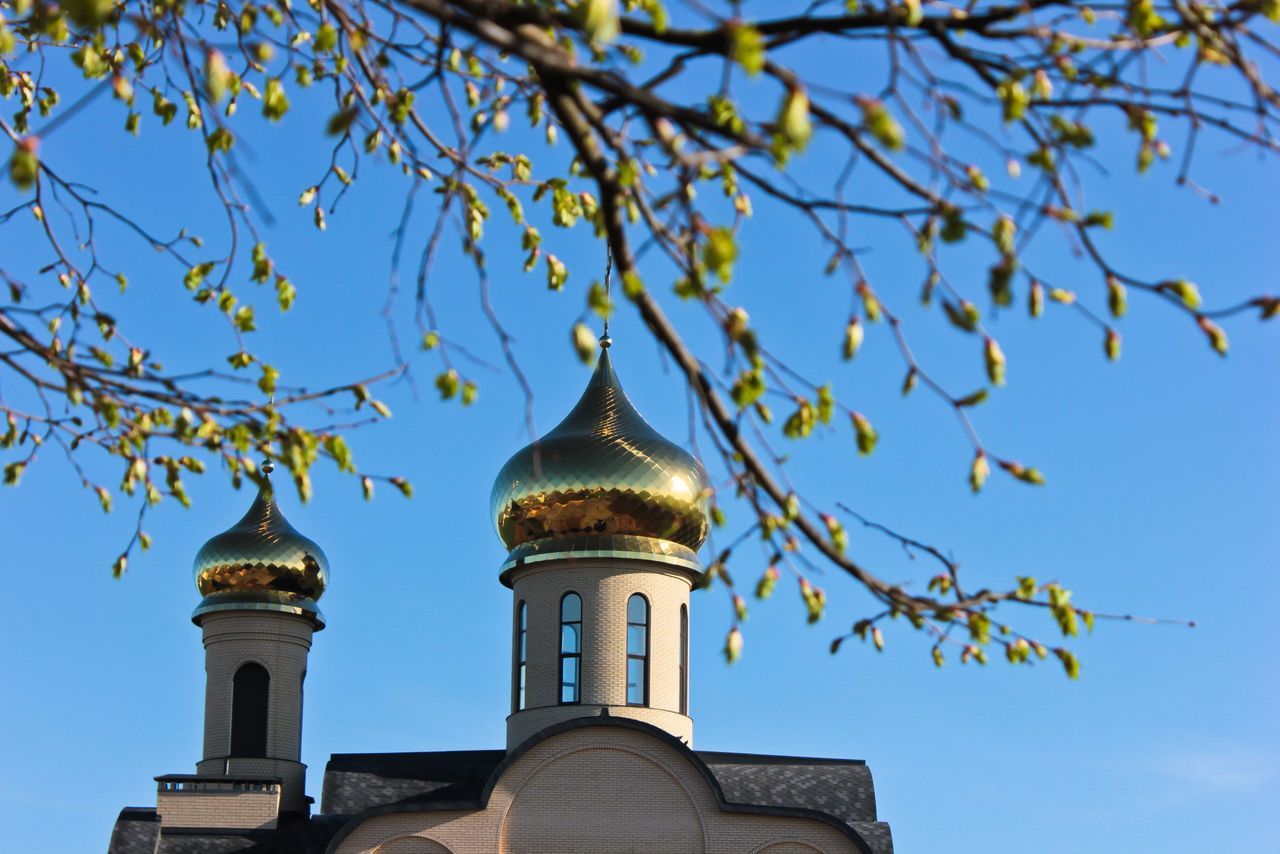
[600,246,613,349]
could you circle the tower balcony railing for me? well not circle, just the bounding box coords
[155,774,281,795]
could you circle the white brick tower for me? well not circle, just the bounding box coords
[185,465,328,818]
[491,337,708,748]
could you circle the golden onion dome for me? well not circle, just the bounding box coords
[491,341,709,579]
[191,472,328,628]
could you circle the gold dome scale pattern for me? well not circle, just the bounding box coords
[192,481,329,627]
[491,346,709,578]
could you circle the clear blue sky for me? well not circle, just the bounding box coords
[1,39,1277,854]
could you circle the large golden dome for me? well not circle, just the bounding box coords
[192,475,328,627]
[491,342,709,577]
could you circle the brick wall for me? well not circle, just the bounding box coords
[156,789,278,830]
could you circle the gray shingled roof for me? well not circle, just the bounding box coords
[107,808,160,854]
[699,752,877,824]
[850,820,895,854]
[321,749,504,815]
[107,815,343,854]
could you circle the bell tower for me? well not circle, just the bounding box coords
[491,338,708,748]
[182,464,328,819]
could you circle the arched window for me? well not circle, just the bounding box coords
[514,600,527,712]
[626,594,649,706]
[230,662,269,758]
[679,604,689,715]
[559,593,582,704]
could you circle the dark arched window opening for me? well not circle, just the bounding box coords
[679,604,689,715]
[559,593,582,704]
[230,662,269,758]
[627,594,649,706]
[514,600,528,712]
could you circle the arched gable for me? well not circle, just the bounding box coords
[328,717,876,854]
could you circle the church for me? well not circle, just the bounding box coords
[106,336,894,854]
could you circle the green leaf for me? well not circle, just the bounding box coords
[206,127,235,153]
[997,78,1029,122]
[755,566,780,599]
[851,412,877,455]
[1197,316,1229,356]
[204,50,234,103]
[776,87,813,152]
[783,400,816,439]
[1105,329,1122,361]
[969,451,990,493]
[942,300,980,333]
[314,23,339,53]
[984,337,1006,386]
[1107,277,1127,317]
[730,23,766,76]
[731,369,766,409]
[992,215,1016,256]
[581,0,621,43]
[435,369,460,399]
[901,368,918,396]
[1084,210,1114,229]
[257,364,279,394]
[1054,647,1081,679]
[262,78,290,121]
[325,435,355,472]
[859,99,905,151]
[723,626,743,663]
[152,91,178,125]
[1158,278,1201,310]
[842,318,864,360]
[816,385,835,424]
[546,254,569,290]
[326,107,359,137]
[233,305,256,332]
[703,227,738,282]
[999,459,1046,485]
[275,277,296,311]
[8,139,38,191]
[572,323,597,364]
[63,0,114,28]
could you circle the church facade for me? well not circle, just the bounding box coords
[107,339,894,854]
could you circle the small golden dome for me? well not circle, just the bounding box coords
[192,479,328,627]
[491,345,709,571]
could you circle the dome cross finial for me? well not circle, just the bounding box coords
[601,246,613,347]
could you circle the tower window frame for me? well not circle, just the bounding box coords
[229,662,270,758]
[559,592,582,705]
[626,594,650,707]
[514,600,528,712]
[679,604,689,715]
